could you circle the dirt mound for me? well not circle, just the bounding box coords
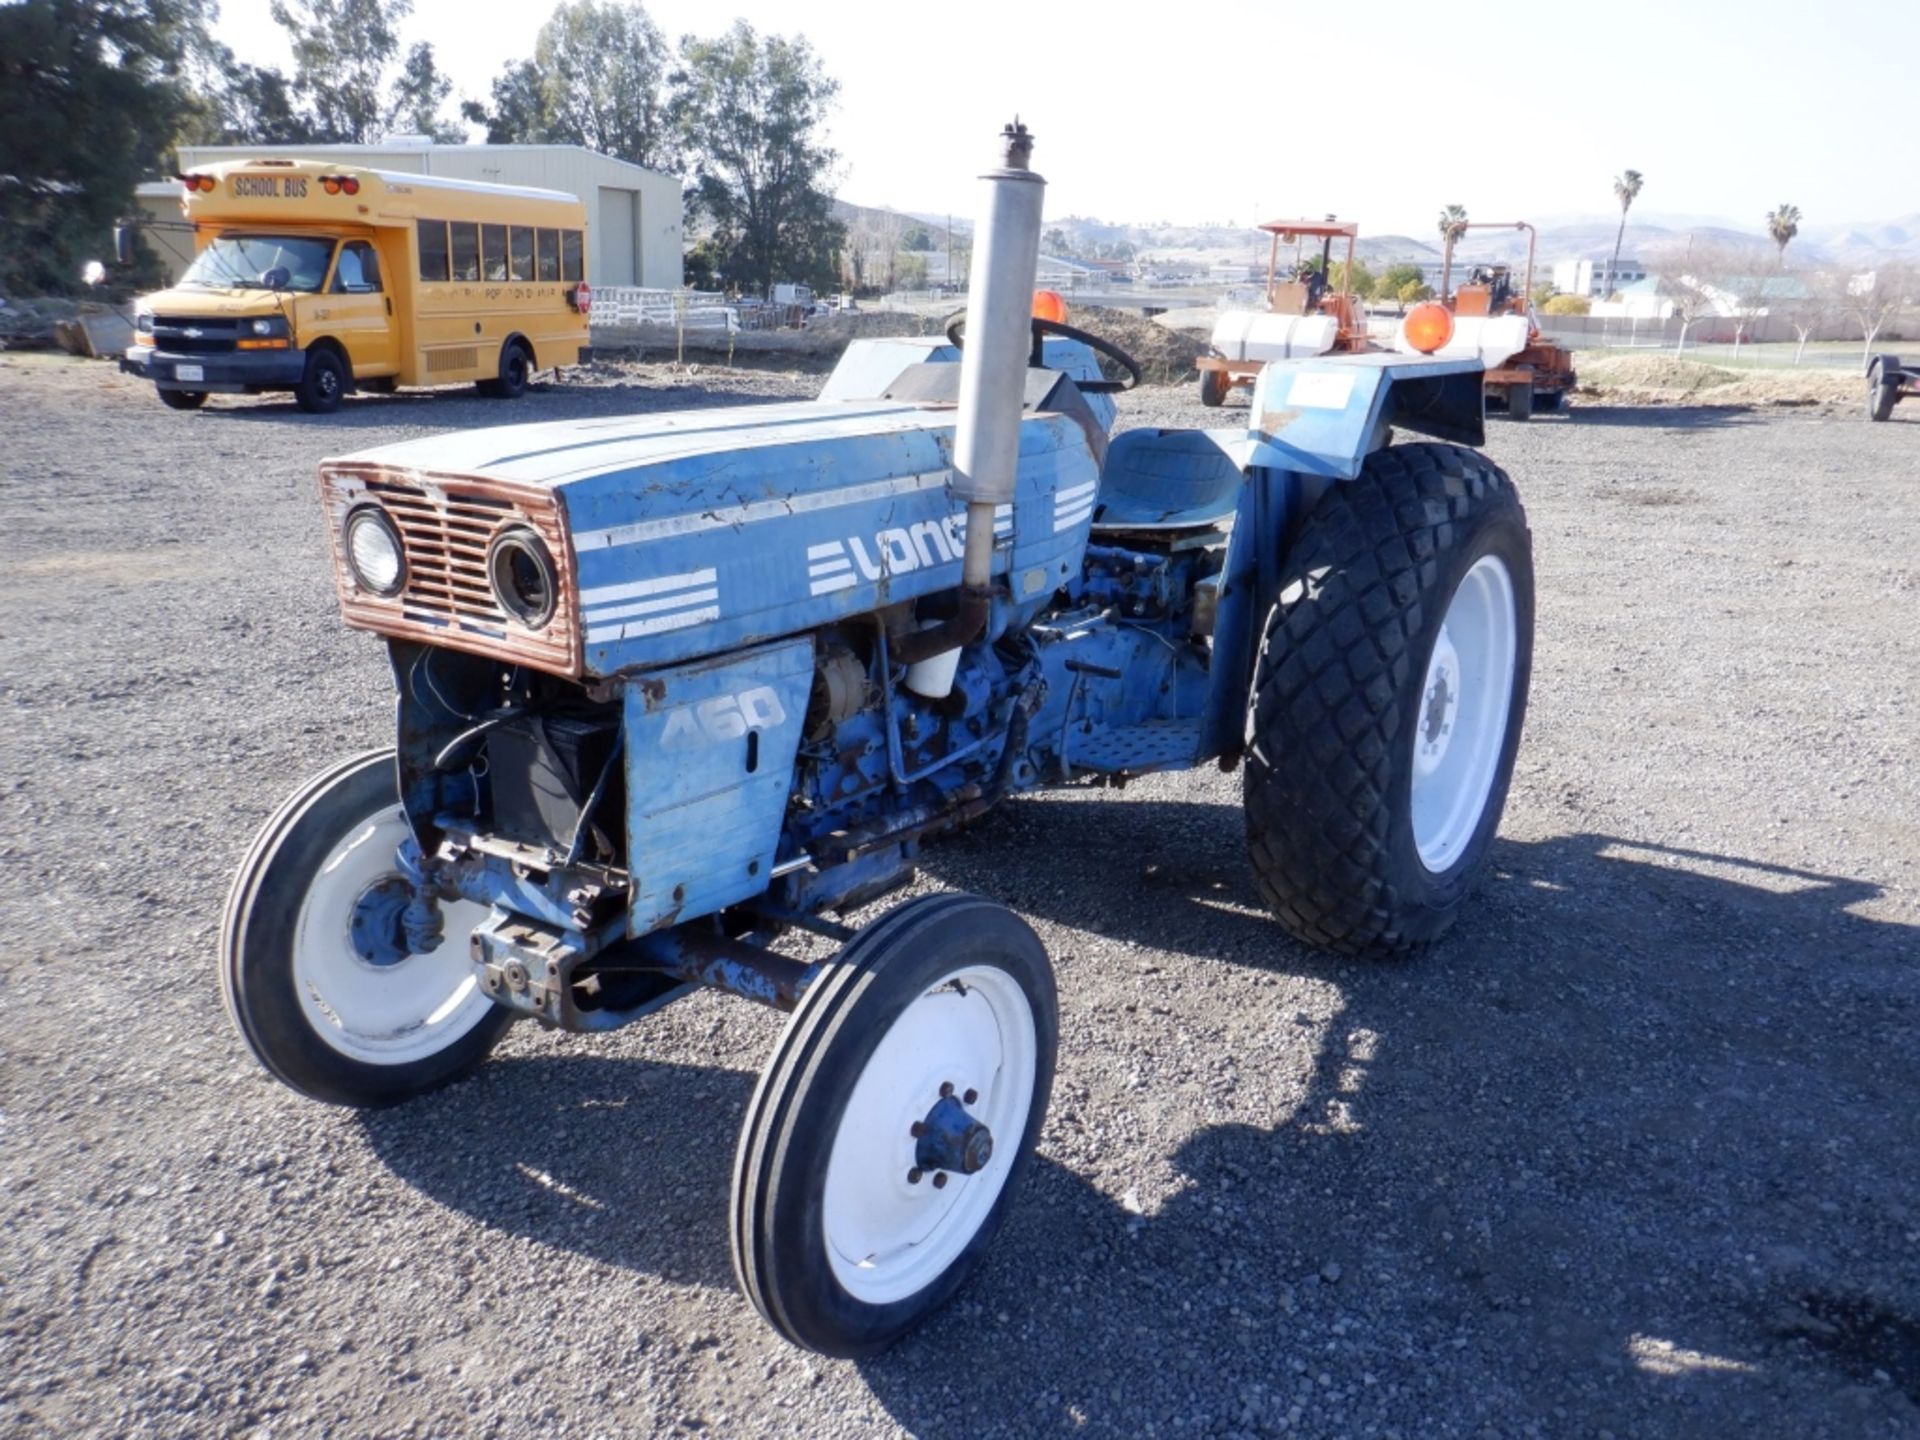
[1575,351,1860,408]
[1068,305,1203,385]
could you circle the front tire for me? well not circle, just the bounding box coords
[1244,443,1534,957]
[221,750,512,1106]
[157,387,207,411]
[732,893,1057,1357]
[1199,365,1229,408]
[293,348,347,414]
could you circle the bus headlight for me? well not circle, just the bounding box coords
[487,527,557,629]
[248,316,289,337]
[344,506,406,597]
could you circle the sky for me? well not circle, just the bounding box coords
[212,0,1920,237]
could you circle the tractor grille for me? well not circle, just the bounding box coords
[319,463,580,677]
[151,316,241,354]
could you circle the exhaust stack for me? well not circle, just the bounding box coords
[894,121,1044,694]
[953,119,1044,588]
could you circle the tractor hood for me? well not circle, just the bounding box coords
[319,397,1104,679]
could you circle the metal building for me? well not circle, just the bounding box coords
[139,141,683,290]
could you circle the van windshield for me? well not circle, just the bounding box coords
[180,234,336,292]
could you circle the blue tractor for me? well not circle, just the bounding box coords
[223,123,1533,1356]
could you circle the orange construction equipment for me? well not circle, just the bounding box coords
[1437,221,1577,419]
[1195,219,1375,406]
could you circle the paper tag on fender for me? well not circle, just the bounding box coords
[1286,371,1355,410]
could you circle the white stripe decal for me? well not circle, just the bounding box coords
[575,471,952,551]
[580,567,717,607]
[587,605,721,644]
[809,574,858,596]
[808,559,852,577]
[1054,505,1095,532]
[806,541,845,560]
[584,587,720,624]
[1055,480,1098,504]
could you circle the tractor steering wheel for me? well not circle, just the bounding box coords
[943,313,1142,393]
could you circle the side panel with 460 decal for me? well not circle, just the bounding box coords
[622,636,815,937]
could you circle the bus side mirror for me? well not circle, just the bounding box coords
[114,225,135,267]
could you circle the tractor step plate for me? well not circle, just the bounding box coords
[1068,718,1203,775]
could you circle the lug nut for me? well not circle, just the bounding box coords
[963,1089,978,1105]
[932,1172,949,1189]
[939,1082,954,1098]
[910,1122,927,1138]
[907,1168,923,1185]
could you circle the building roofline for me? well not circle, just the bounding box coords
[176,141,681,185]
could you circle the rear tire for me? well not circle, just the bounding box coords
[479,341,531,399]
[1199,365,1229,408]
[221,750,512,1106]
[1243,443,1534,957]
[1505,379,1534,420]
[732,893,1056,1357]
[293,348,347,414]
[157,387,207,411]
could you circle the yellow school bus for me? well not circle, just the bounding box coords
[122,159,591,413]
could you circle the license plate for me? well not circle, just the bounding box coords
[175,364,204,382]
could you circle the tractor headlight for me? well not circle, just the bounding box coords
[344,506,406,597]
[487,527,557,629]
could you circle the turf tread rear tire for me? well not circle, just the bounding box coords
[1243,442,1532,957]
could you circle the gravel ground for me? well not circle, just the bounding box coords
[4,353,1919,1440]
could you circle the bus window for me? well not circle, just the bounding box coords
[332,240,382,293]
[562,230,583,283]
[418,221,450,282]
[509,227,533,281]
[537,229,559,282]
[482,224,507,281]
[451,222,480,282]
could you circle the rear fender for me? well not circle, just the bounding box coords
[1198,355,1486,760]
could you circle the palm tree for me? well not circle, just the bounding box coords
[1767,203,1802,268]
[1608,169,1644,298]
[1437,203,1468,246]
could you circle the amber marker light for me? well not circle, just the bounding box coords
[1032,289,1068,324]
[1403,301,1454,355]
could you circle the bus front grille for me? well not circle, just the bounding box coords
[318,464,580,678]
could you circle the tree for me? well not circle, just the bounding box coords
[1608,168,1643,298]
[902,225,933,252]
[269,0,405,143]
[465,60,545,143]
[528,0,671,168]
[1652,241,1740,355]
[1330,257,1374,300]
[1043,227,1070,255]
[1542,294,1590,316]
[1840,263,1912,364]
[1780,269,1844,365]
[1397,278,1433,305]
[672,22,844,293]
[386,40,461,142]
[0,0,209,295]
[1375,262,1423,311]
[1766,203,1801,268]
[1437,203,1468,247]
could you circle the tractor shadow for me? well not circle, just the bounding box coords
[359,1051,756,1290]
[1561,403,1770,431]
[861,794,1920,1436]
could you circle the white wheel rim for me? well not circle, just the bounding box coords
[1411,554,1517,874]
[291,803,495,1065]
[821,964,1037,1305]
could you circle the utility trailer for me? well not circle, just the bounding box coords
[222,123,1535,1357]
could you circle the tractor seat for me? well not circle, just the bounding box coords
[1210,311,1340,363]
[1089,427,1245,532]
[1392,313,1529,368]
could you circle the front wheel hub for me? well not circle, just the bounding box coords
[913,1093,993,1176]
